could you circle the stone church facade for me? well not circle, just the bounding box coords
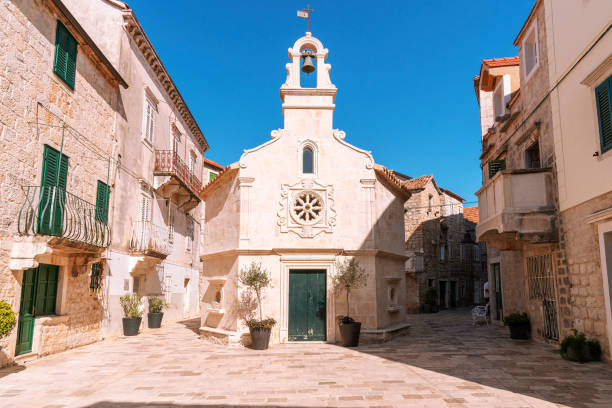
[199,33,411,345]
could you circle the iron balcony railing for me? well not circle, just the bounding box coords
[17,186,111,248]
[154,150,202,196]
[129,220,171,257]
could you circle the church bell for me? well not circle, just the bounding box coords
[301,54,315,75]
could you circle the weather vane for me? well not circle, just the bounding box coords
[297,5,314,33]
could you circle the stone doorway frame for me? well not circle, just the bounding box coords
[278,253,337,344]
[597,219,612,355]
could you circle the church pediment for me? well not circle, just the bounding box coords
[277,178,336,238]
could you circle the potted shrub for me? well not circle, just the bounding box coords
[561,330,601,362]
[239,261,276,350]
[147,296,166,329]
[120,293,143,336]
[503,312,530,339]
[423,288,438,313]
[0,300,17,339]
[332,257,368,347]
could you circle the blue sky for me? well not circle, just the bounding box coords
[128,1,535,202]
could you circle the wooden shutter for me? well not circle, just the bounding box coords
[140,194,151,222]
[209,172,217,182]
[53,21,78,89]
[596,77,612,153]
[39,145,69,235]
[488,159,506,179]
[90,263,102,289]
[95,181,110,224]
[34,264,58,316]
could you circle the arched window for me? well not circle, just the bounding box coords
[302,147,314,174]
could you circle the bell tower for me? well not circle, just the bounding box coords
[280,33,337,132]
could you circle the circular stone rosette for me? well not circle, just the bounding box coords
[290,190,324,225]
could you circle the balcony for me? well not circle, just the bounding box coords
[16,186,111,250]
[476,168,557,249]
[129,221,171,258]
[404,252,424,273]
[153,150,202,211]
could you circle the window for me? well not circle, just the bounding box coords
[39,145,69,236]
[596,75,612,154]
[440,243,446,262]
[525,141,541,169]
[188,151,196,175]
[473,244,481,261]
[488,159,506,178]
[209,171,218,182]
[143,97,156,143]
[427,279,434,288]
[95,181,110,224]
[90,263,102,290]
[460,245,465,262]
[186,217,194,252]
[168,212,174,245]
[522,22,539,80]
[35,264,59,316]
[53,21,78,89]
[133,277,141,294]
[302,147,314,174]
[493,81,504,119]
[139,194,151,222]
[428,195,433,213]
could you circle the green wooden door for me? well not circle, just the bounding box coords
[288,270,326,341]
[15,268,37,355]
[493,263,503,320]
[38,145,68,236]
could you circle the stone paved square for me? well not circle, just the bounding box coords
[1,309,612,408]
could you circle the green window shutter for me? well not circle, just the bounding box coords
[39,145,69,236]
[53,20,78,89]
[209,172,217,182]
[90,263,102,290]
[95,181,110,224]
[488,159,506,178]
[34,264,59,316]
[596,77,612,153]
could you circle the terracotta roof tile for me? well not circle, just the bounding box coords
[402,175,433,190]
[373,164,412,198]
[463,206,479,224]
[482,56,520,67]
[203,157,224,170]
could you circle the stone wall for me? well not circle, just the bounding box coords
[557,191,612,358]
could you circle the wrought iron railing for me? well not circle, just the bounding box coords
[154,150,202,195]
[17,186,111,247]
[129,220,171,257]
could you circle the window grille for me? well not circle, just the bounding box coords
[526,253,559,340]
[90,262,102,290]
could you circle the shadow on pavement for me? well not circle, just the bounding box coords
[177,317,201,335]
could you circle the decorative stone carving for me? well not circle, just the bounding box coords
[333,129,374,169]
[277,179,336,238]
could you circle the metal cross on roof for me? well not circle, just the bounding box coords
[297,5,314,33]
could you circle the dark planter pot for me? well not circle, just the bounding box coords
[508,322,530,340]
[423,304,432,313]
[431,305,439,313]
[564,344,591,362]
[148,312,163,329]
[122,317,141,336]
[249,327,271,350]
[339,321,361,347]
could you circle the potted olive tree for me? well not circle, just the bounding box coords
[332,257,368,347]
[503,312,530,339]
[239,261,276,350]
[0,300,16,340]
[120,293,143,336]
[147,296,166,329]
[423,288,438,313]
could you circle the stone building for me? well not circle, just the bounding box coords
[394,172,485,312]
[0,0,127,365]
[542,0,612,357]
[199,33,411,345]
[61,0,211,337]
[0,0,211,366]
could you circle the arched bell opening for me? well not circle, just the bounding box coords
[299,47,317,88]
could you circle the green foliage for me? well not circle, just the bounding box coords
[424,288,437,306]
[0,300,16,339]
[120,293,143,318]
[331,257,369,319]
[560,329,586,355]
[148,296,166,313]
[239,261,273,324]
[246,318,277,330]
[503,312,530,326]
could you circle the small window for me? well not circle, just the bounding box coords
[185,217,194,252]
[168,212,174,245]
[522,23,539,80]
[53,20,78,89]
[139,194,151,222]
[143,98,156,143]
[95,181,110,224]
[493,82,505,119]
[440,243,446,262]
[34,264,59,316]
[133,277,141,294]
[188,151,196,174]
[209,171,218,182]
[302,147,314,173]
[428,195,433,213]
[90,263,102,290]
[473,244,481,261]
[595,75,612,154]
[525,141,541,169]
[488,159,506,178]
[427,279,434,288]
